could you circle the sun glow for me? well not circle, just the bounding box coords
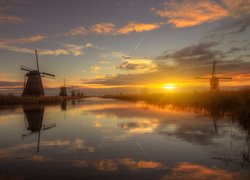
[164,84,176,90]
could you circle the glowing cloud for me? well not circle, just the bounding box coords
[91,22,115,34]
[117,22,161,34]
[152,0,229,28]
[64,26,87,36]
[161,162,238,180]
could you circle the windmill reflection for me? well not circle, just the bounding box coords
[22,105,56,153]
[61,99,68,120]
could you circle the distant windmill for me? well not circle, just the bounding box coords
[195,61,232,90]
[70,86,80,97]
[59,79,70,97]
[21,50,55,97]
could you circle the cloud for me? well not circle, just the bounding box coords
[0,41,93,56]
[91,66,102,73]
[61,21,161,37]
[63,26,87,36]
[157,42,222,65]
[72,158,165,171]
[0,0,27,25]
[223,0,250,16]
[0,14,25,24]
[83,41,250,89]
[0,35,48,54]
[91,22,115,34]
[116,59,157,72]
[212,15,250,34]
[0,35,48,45]
[161,162,238,180]
[99,60,111,64]
[63,43,93,56]
[117,22,161,34]
[152,0,250,28]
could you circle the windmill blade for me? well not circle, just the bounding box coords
[40,72,55,77]
[20,65,34,72]
[42,123,56,131]
[212,61,216,77]
[218,77,232,80]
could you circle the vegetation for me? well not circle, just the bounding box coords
[103,89,250,109]
[0,95,65,105]
[103,89,250,134]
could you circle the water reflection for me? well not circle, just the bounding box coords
[0,98,249,179]
[22,105,56,153]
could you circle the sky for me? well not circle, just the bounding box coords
[0,0,250,95]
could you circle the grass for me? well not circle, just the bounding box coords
[0,95,65,105]
[103,89,250,109]
[103,89,250,135]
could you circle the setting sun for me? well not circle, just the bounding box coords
[164,84,176,90]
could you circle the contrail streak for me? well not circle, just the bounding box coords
[137,141,150,160]
[134,33,147,51]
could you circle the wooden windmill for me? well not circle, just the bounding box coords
[21,50,55,97]
[196,61,232,90]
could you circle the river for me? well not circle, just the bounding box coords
[0,97,249,179]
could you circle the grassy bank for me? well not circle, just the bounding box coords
[103,89,250,135]
[0,95,65,105]
[103,89,250,109]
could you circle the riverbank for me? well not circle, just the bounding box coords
[0,95,84,105]
[0,96,65,105]
[103,89,250,112]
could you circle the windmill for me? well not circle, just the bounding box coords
[21,50,55,97]
[59,79,70,97]
[195,61,232,90]
[70,86,80,97]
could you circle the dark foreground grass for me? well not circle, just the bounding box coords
[0,95,65,105]
[103,89,250,109]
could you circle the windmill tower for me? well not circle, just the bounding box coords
[196,61,232,90]
[21,50,55,97]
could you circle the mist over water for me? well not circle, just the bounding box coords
[0,98,249,179]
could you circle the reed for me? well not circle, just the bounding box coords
[103,89,250,110]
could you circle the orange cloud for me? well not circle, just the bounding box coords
[161,162,238,180]
[152,0,229,28]
[64,26,87,36]
[117,22,161,34]
[72,158,165,171]
[0,14,25,24]
[0,35,47,46]
[91,22,115,34]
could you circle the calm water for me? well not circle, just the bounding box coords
[0,97,249,180]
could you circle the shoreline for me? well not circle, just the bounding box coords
[0,96,84,105]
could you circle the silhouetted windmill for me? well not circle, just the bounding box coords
[71,86,80,97]
[195,61,232,90]
[21,50,55,97]
[59,79,70,96]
